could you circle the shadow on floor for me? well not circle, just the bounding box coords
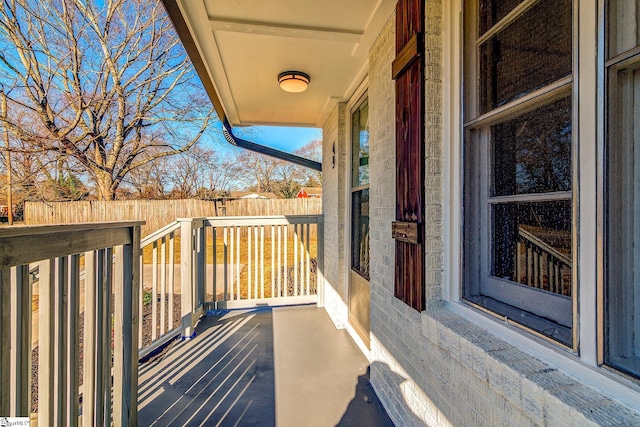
[138,308,276,426]
[336,366,395,427]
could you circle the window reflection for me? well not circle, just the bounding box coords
[492,96,572,197]
[493,201,572,296]
[351,189,370,279]
[351,99,369,188]
[479,0,571,113]
[479,0,525,35]
[351,98,370,279]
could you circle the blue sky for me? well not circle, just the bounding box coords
[242,126,321,152]
[210,124,322,155]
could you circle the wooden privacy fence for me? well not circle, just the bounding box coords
[24,198,322,237]
[221,198,321,216]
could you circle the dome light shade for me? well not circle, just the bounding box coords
[278,71,310,93]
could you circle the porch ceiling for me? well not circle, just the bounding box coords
[163,0,396,127]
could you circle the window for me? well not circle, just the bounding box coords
[605,0,640,379]
[463,0,574,347]
[351,97,370,279]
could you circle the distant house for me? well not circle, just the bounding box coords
[0,197,16,222]
[296,187,322,198]
[228,191,278,200]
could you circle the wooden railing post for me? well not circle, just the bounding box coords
[212,226,218,310]
[195,219,206,310]
[38,259,55,426]
[54,257,68,425]
[66,255,80,426]
[0,268,10,415]
[82,251,97,427]
[179,219,195,339]
[317,217,325,308]
[114,225,141,426]
[9,265,31,416]
[100,248,113,423]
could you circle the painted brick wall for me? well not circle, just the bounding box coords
[365,2,640,426]
[369,10,397,303]
[322,103,348,327]
[423,0,444,306]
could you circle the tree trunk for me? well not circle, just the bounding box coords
[94,171,116,201]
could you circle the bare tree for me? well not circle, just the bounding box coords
[119,146,242,200]
[166,149,207,199]
[294,138,322,187]
[234,152,299,198]
[124,152,170,199]
[204,152,243,196]
[0,0,215,200]
[236,150,287,195]
[165,147,240,199]
[0,112,85,204]
[234,138,323,197]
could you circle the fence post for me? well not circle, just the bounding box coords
[179,218,196,339]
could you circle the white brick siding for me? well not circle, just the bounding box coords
[357,2,640,426]
[322,103,348,327]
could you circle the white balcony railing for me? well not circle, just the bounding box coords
[138,215,324,356]
[0,222,142,426]
[516,227,572,296]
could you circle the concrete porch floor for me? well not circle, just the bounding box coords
[137,305,394,426]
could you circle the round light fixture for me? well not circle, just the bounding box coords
[278,71,310,93]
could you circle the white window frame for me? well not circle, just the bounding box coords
[462,0,576,347]
[343,77,370,300]
[342,77,371,356]
[440,0,640,410]
[601,0,640,379]
[349,93,371,281]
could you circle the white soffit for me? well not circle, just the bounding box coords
[176,0,396,127]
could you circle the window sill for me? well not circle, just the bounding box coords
[464,294,572,347]
[420,301,640,418]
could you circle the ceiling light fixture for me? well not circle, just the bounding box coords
[278,71,310,93]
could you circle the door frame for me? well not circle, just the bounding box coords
[344,79,370,349]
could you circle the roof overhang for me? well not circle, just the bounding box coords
[162,0,396,128]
